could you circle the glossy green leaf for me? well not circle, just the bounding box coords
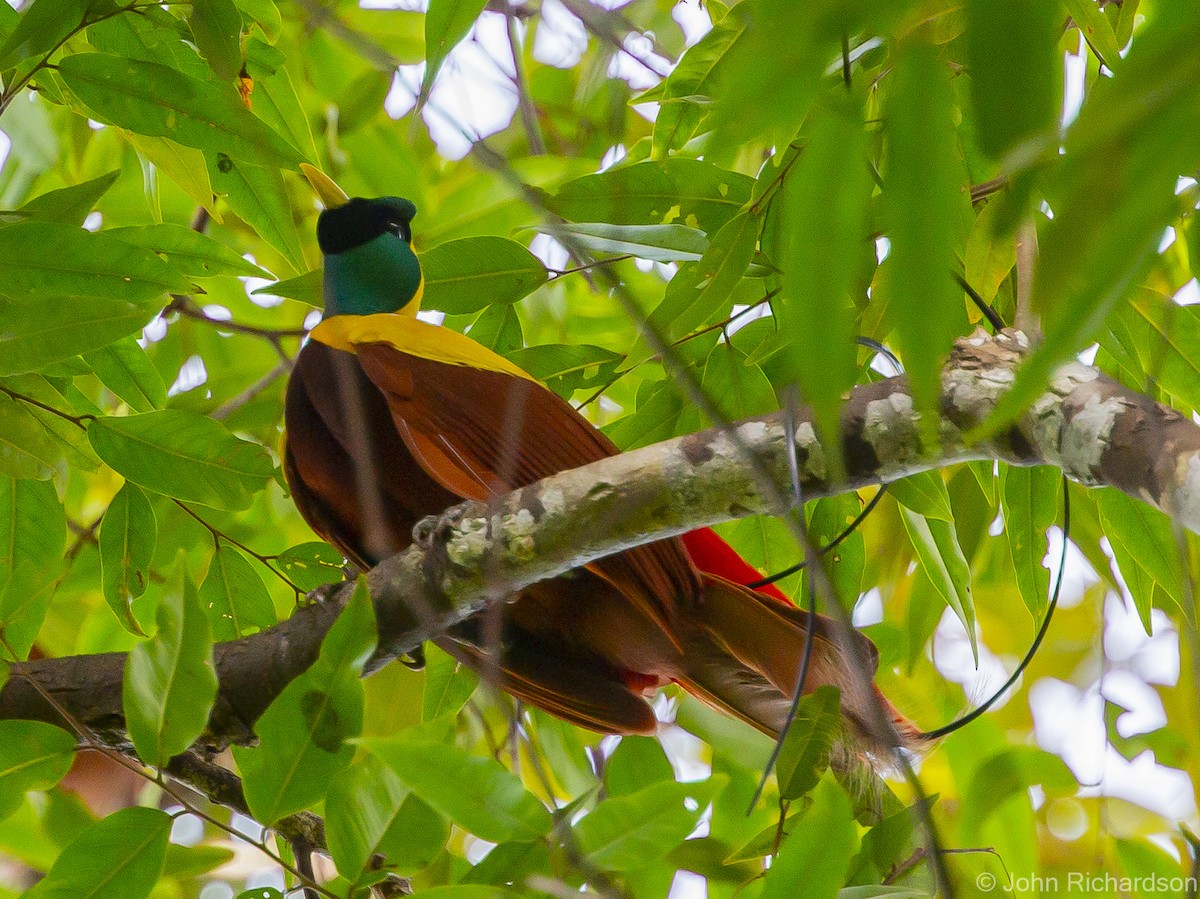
[899,507,976,659]
[0,0,89,72]
[23,806,171,899]
[0,220,188,303]
[775,686,842,801]
[233,582,376,824]
[1062,0,1123,67]
[83,338,167,413]
[573,776,726,872]
[468,303,523,355]
[647,11,746,157]
[774,91,871,471]
[604,735,674,798]
[361,737,553,843]
[0,476,65,658]
[190,0,243,81]
[252,270,322,306]
[883,41,970,438]
[0,721,75,822]
[326,753,449,882]
[548,159,754,235]
[124,569,217,767]
[108,224,272,280]
[1096,488,1184,630]
[538,222,709,263]
[14,171,119,225]
[1002,466,1059,617]
[275,542,345,592]
[420,236,547,314]
[123,133,218,217]
[420,0,487,104]
[207,154,306,273]
[0,392,63,480]
[161,843,236,879]
[88,410,275,511]
[421,642,478,721]
[59,54,306,168]
[199,544,276,641]
[0,295,157,377]
[699,342,776,424]
[505,343,622,399]
[960,746,1075,841]
[761,775,854,899]
[964,199,1018,306]
[889,472,953,522]
[2,375,98,474]
[98,482,156,635]
[965,0,1060,160]
[244,37,319,164]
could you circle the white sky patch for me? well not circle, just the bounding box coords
[875,236,891,263]
[82,211,103,231]
[1062,36,1087,128]
[607,32,671,91]
[669,870,707,899]
[726,300,771,337]
[1158,225,1176,253]
[673,1,713,46]
[534,0,588,69]
[302,308,323,331]
[1076,342,1098,365]
[168,354,209,397]
[1103,593,1180,686]
[599,143,627,171]
[1045,526,1100,609]
[1175,278,1200,306]
[1102,669,1167,738]
[416,308,444,325]
[529,232,570,272]
[853,587,884,627]
[0,130,11,170]
[933,609,1021,712]
[143,313,168,343]
[659,724,711,782]
[201,304,233,322]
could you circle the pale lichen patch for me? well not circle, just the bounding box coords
[1062,393,1126,479]
[792,421,826,480]
[1171,452,1200,533]
[864,393,919,466]
[445,517,490,569]
[502,509,538,563]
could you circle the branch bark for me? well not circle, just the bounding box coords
[4,329,1200,753]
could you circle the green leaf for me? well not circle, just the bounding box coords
[505,344,622,399]
[537,223,710,263]
[899,507,976,660]
[208,154,306,273]
[233,581,376,824]
[420,0,487,105]
[773,92,872,476]
[59,54,306,168]
[775,686,842,801]
[190,0,243,81]
[199,544,276,641]
[699,342,776,424]
[14,171,120,226]
[0,721,76,823]
[1062,0,1123,67]
[275,542,345,592]
[889,472,953,522]
[883,41,970,439]
[1096,488,1184,631]
[573,776,727,872]
[964,199,1018,307]
[252,270,322,306]
[83,338,167,413]
[420,236,548,314]
[1002,466,1059,618]
[0,0,89,73]
[0,476,65,658]
[547,159,754,235]
[648,12,747,156]
[965,0,1060,160]
[108,224,272,280]
[0,220,188,303]
[468,304,523,356]
[124,569,218,767]
[0,392,64,480]
[123,133,218,218]
[23,806,171,899]
[87,410,275,511]
[604,735,674,798]
[326,753,449,882]
[361,737,553,843]
[0,295,158,377]
[98,482,156,635]
[761,775,854,899]
[244,37,319,164]
[421,643,478,721]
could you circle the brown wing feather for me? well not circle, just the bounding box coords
[354,343,702,629]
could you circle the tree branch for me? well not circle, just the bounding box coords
[4,329,1200,754]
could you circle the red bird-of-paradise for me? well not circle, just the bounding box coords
[282,166,914,748]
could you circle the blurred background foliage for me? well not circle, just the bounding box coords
[2,0,1200,896]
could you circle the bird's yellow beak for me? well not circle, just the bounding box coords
[301,163,350,209]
